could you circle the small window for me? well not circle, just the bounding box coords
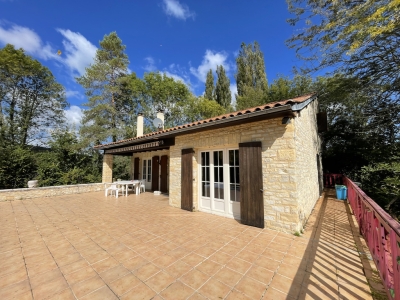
[142,160,147,180]
[229,149,240,202]
[147,159,152,182]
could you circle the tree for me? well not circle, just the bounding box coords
[215,65,231,109]
[0,44,67,147]
[286,0,400,102]
[77,32,131,145]
[141,72,191,128]
[204,69,215,100]
[183,95,225,123]
[235,41,269,109]
[268,74,314,102]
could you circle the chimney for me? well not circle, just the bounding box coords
[137,113,143,137]
[156,110,164,130]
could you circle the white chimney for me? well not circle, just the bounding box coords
[137,113,143,137]
[156,110,164,130]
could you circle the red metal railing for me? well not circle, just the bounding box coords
[343,176,400,300]
[323,173,344,188]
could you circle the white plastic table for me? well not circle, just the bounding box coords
[115,180,140,196]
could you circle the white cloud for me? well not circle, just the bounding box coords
[143,56,157,72]
[65,90,83,99]
[0,24,57,60]
[64,105,84,128]
[162,0,195,20]
[190,50,230,83]
[57,29,97,76]
[229,83,237,104]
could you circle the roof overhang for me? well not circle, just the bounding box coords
[97,104,295,152]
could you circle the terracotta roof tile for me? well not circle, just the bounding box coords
[94,93,315,149]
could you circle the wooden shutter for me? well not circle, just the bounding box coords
[181,148,193,211]
[133,157,140,180]
[160,155,168,193]
[152,156,159,191]
[239,141,264,228]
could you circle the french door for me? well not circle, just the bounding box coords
[199,149,240,218]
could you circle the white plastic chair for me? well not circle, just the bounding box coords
[139,180,146,193]
[105,183,122,198]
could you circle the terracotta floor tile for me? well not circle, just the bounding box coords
[141,249,165,262]
[180,253,204,267]
[160,281,195,300]
[338,282,372,300]
[99,264,130,284]
[188,292,207,300]
[196,259,222,276]
[165,260,192,278]
[198,277,231,300]
[32,276,69,299]
[84,251,110,265]
[113,249,137,262]
[225,289,252,300]
[152,254,177,269]
[247,265,274,285]
[0,279,31,299]
[29,267,64,289]
[235,276,267,299]
[145,271,175,293]
[213,267,242,287]
[70,275,105,299]
[64,266,97,285]
[109,273,141,296]
[235,249,259,263]
[92,256,119,273]
[269,273,302,298]
[120,282,156,300]
[81,285,117,299]
[47,288,75,300]
[122,256,149,271]
[180,269,210,290]
[209,251,233,265]
[194,246,216,258]
[225,258,251,274]
[133,263,161,281]
[0,268,28,289]
[27,260,58,277]
[54,252,82,267]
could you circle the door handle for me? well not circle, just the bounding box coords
[260,189,264,192]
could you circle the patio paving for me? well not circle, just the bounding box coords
[0,189,380,299]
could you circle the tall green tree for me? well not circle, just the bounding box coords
[268,74,314,102]
[215,65,231,109]
[0,44,67,147]
[235,41,269,109]
[77,32,131,145]
[141,72,191,128]
[286,0,400,102]
[204,69,215,100]
[183,95,225,123]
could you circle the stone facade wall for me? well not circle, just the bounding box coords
[131,149,170,191]
[0,183,104,201]
[169,118,304,232]
[102,154,113,183]
[293,100,322,230]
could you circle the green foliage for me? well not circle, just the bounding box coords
[235,41,269,109]
[77,32,132,145]
[113,156,131,180]
[183,96,225,122]
[0,44,67,146]
[204,69,215,100]
[215,65,231,109]
[268,74,314,102]
[141,72,191,128]
[0,146,37,189]
[286,0,400,102]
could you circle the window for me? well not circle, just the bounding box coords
[142,159,152,182]
[213,151,224,199]
[201,152,210,197]
[229,149,240,202]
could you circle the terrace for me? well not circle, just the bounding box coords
[0,188,389,300]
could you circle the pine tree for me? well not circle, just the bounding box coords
[215,65,231,109]
[76,32,130,145]
[204,69,215,100]
[235,41,268,109]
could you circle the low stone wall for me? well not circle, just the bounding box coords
[0,183,104,201]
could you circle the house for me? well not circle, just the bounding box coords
[95,93,324,232]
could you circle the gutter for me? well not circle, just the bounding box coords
[97,104,295,150]
[290,94,317,111]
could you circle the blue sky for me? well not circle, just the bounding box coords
[0,0,310,127]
